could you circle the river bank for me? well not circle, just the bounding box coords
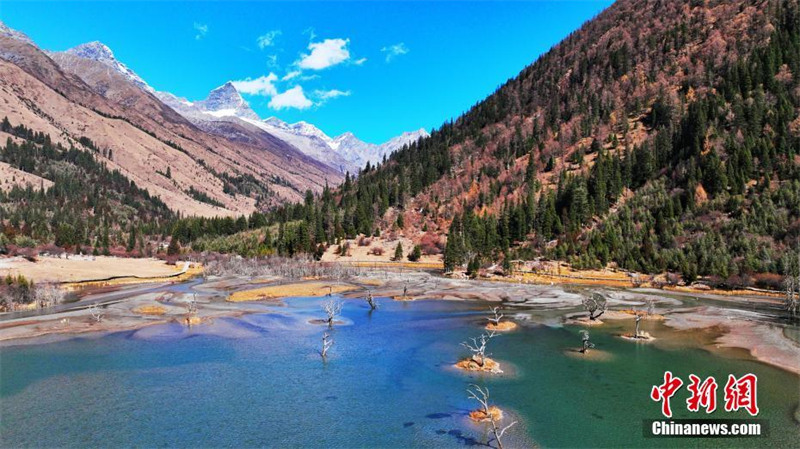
[0,269,797,380]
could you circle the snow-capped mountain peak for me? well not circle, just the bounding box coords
[0,20,34,45]
[198,82,259,120]
[290,121,333,142]
[66,41,115,61]
[62,41,154,93]
[379,128,429,153]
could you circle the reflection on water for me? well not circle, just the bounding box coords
[1,295,798,448]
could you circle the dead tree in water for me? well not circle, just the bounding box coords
[365,290,378,310]
[634,311,643,338]
[88,304,104,322]
[467,384,491,416]
[582,293,607,321]
[579,330,595,353]
[322,299,343,328]
[320,332,333,359]
[461,331,496,366]
[467,384,517,449]
[187,294,198,315]
[488,307,504,326]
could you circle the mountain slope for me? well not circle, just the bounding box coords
[263,0,799,286]
[0,26,342,217]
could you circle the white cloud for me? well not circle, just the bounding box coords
[297,38,351,70]
[257,30,281,49]
[269,86,313,110]
[282,70,301,81]
[315,89,351,101]
[266,54,279,68]
[194,23,208,40]
[381,42,409,62]
[353,57,367,66]
[231,73,279,96]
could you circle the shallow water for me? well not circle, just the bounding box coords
[1,296,798,448]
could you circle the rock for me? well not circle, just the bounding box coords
[469,406,503,422]
[455,357,503,374]
[486,321,518,331]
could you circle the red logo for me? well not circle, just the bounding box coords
[650,371,684,418]
[651,372,758,417]
[723,373,759,416]
[686,374,718,413]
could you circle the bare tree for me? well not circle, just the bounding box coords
[322,299,343,328]
[645,298,656,317]
[88,303,104,322]
[634,311,643,338]
[187,294,198,316]
[786,277,799,319]
[461,331,496,366]
[785,250,799,319]
[33,283,64,309]
[320,332,333,359]
[467,384,517,449]
[488,307,504,327]
[579,330,595,353]
[582,293,607,321]
[365,290,378,310]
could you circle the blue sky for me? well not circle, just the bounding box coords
[1,1,612,143]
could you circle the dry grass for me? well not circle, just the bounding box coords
[227,281,358,302]
[184,316,203,326]
[486,321,518,331]
[63,263,202,290]
[0,256,184,284]
[662,285,784,299]
[356,278,384,286]
[455,357,502,373]
[469,406,503,422]
[132,304,167,315]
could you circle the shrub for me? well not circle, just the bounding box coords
[419,232,444,255]
[407,245,422,262]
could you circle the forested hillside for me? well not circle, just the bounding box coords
[245,0,799,288]
[0,119,174,255]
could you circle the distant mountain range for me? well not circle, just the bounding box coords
[47,39,427,176]
[155,82,428,175]
[0,21,342,216]
[0,20,427,218]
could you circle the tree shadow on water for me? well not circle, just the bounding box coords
[445,429,488,447]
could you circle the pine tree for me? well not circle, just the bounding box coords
[167,234,181,256]
[393,242,404,261]
[408,244,422,262]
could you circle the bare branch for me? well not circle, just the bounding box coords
[461,331,496,366]
[467,384,491,415]
[365,290,378,310]
[579,329,595,353]
[488,307,504,325]
[582,292,607,320]
[88,303,104,322]
[320,332,334,359]
[322,299,343,328]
